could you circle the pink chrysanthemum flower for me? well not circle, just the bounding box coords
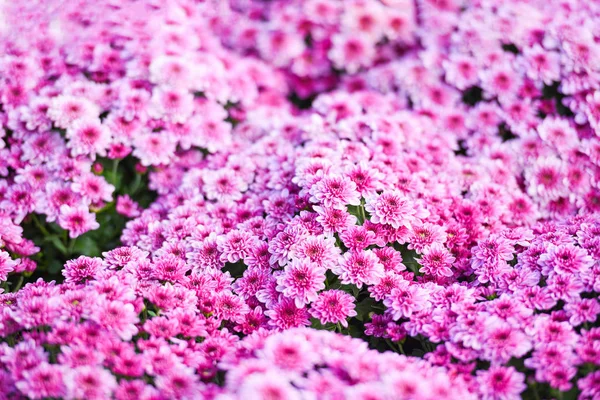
[313,206,357,235]
[368,272,402,301]
[482,317,532,364]
[116,195,141,218]
[365,191,425,229]
[345,161,384,197]
[408,223,448,252]
[238,372,301,400]
[418,243,455,278]
[471,236,514,269]
[133,131,176,166]
[217,230,257,264]
[384,280,430,320]
[261,333,317,372]
[309,289,357,328]
[340,225,377,251]
[57,205,100,238]
[72,173,114,203]
[148,87,194,123]
[47,95,100,129]
[526,156,568,200]
[329,33,376,74]
[266,298,311,330]
[444,54,479,90]
[539,243,594,276]
[204,170,248,202]
[523,44,560,84]
[268,226,309,267]
[276,259,326,307]
[1,183,36,224]
[64,366,117,400]
[292,235,340,270]
[333,249,384,288]
[153,254,189,282]
[0,250,16,281]
[564,298,600,327]
[310,174,361,208]
[476,366,526,400]
[91,299,139,341]
[149,55,194,89]
[16,362,66,399]
[102,246,148,269]
[66,118,111,158]
[578,371,600,399]
[537,117,579,153]
[373,247,405,273]
[63,256,104,284]
[258,29,305,67]
[481,63,521,102]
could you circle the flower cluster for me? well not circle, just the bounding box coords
[210,0,417,97]
[0,0,288,277]
[1,0,600,399]
[220,327,473,400]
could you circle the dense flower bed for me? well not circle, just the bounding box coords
[1,0,600,399]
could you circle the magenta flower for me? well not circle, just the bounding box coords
[310,174,361,208]
[58,205,100,239]
[116,195,141,218]
[261,333,317,372]
[66,118,111,158]
[276,259,326,307]
[266,298,311,330]
[91,300,139,341]
[64,366,117,400]
[0,250,16,281]
[333,249,384,288]
[292,235,340,270]
[16,363,66,399]
[63,256,104,284]
[418,243,455,278]
[365,191,425,229]
[384,280,430,320]
[309,289,357,328]
[539,243,594,276]
[476,366,526,400]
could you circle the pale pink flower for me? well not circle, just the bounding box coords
[58,205,100,238]
[276,259,326,307]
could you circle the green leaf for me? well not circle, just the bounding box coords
[338,284,360,297]
[48,259,63,275]
[44,235,68,255]
[73,236,101,257]
[347,324,363,338]
[223,261,247,279]
[355,298,376,322]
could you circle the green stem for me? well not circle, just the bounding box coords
[359,204,366,225]
[112,159,120,187]
[385,338,400,353]
[129,173,142,195]
[397,341,406,355]
[31,214,50,236]
[67,237,77,257]
[95,201,115,214]
[12,275,24,292]
[532,383,540,400]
